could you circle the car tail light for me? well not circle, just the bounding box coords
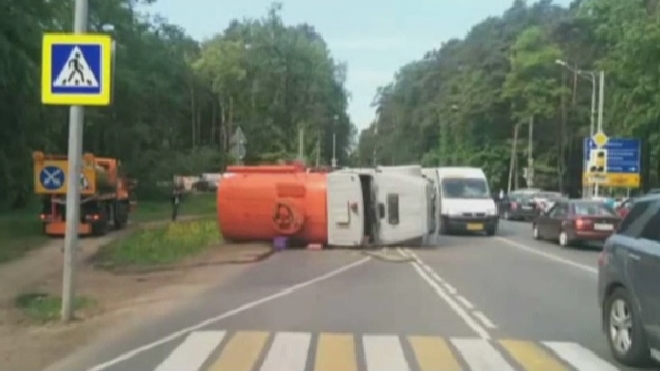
[511,202,518,210]
[575,218,593,230]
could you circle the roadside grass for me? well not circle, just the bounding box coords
[131,192,216,222]
[95,217,221,268]
[14,292,94,322]
[0,192,216,265]
[0,201,48,264]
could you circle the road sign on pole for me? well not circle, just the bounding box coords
[40,0,113,323]
[582,137,641,188]
[41,33,113,105]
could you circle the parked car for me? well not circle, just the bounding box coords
[532,191,565,212]
[598,194,660,366]
[616,198,634,219]
[500,192,538,221]
[532,199,620,247]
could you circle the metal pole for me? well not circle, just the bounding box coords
[589,73,596,138]
[62,0,88,322]
[507,123,520,193]
[594,70,605,198]
[331,133,337,167]
[597,70,605,132]
[527,116,534,188]
[585,73,597,198]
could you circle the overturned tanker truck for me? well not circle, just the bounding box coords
[216,163,434,247]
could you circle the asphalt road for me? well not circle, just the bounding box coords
[47,220,651,371]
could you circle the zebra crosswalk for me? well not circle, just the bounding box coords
[148,330,620,371]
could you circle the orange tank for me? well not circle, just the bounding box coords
[217,165,328,243]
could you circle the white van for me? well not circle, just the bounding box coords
[434,167,498,235]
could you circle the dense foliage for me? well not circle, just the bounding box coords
[1,0,353,208]
[358,0,660,195]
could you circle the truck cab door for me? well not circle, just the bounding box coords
[375,172,426,246]
[327,172,365,247]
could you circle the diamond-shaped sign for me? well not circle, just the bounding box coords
[592,131,608,148]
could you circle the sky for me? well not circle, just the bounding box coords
[146,0,570,131]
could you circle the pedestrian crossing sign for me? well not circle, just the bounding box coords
[41,33,112,106]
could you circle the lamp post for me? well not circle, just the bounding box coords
[555,59,604,198]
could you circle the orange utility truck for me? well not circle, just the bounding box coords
[33,151,134,236]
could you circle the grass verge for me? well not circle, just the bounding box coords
[0,192,216,264]
[14,292,94,322]
[0,203,48,264]
[131,192,216,222]
[95,217,221,268]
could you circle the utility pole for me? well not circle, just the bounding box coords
[298,127,304,162]
[315,128,320,167]
[331,133,337,167]
[527,116,534,188]
[373,119,379,166]
[507,123,521,193]
[594,70,606,197]
[331,114,337,167]
[62,0,88,322]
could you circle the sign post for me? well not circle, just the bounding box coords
[583,136,641,192]
[41,0,113,321]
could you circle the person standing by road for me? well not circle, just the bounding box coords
[171,187,182,221]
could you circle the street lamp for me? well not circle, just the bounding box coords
[556,59,606,197]
[555,59,597,138]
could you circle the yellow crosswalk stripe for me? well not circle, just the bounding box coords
[500,339,569,371]
[149,329,621,371]
[207,331,269,371]
[313,333,357,371]
[408,336,461,371]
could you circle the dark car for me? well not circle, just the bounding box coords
[532,200,620,247]
[500,193,538,221]
[616,198,634,219]
[598,194,660,366]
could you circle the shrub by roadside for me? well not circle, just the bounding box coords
[94,218,220,268]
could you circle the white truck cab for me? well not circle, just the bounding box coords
[327,167,432,247]
[435,167,498,235]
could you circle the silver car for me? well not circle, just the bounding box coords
[598,194,660,366]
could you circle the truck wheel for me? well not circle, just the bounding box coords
[114,202,128,230]
[92,204,109,236]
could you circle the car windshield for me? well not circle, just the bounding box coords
[573,202,617,217]
[441,178,490,199]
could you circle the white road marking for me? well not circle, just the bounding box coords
[84,257,372,371]
[451,338,515,371]
[442,282,458,294]
[258,332,311,371]
[153,331,225,371]
[430,271,447,284]
[495,237,597,275]
[473,311,497,329]
[543,341,620,371]
[456,295,474,309]
[411,261,490,339]
[363,335,410,371]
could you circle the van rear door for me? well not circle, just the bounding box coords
[327,172,364,246]
[375,172,427,246]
